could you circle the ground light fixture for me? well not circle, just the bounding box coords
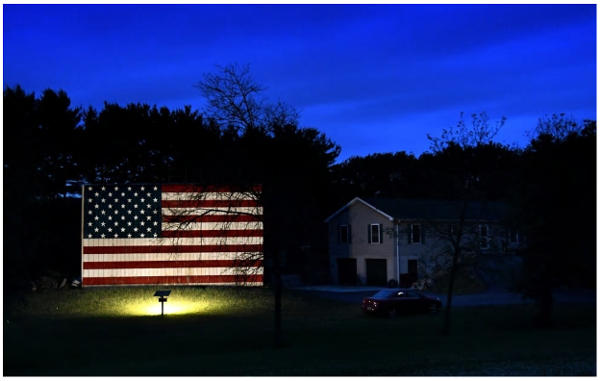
[154,290,171,316]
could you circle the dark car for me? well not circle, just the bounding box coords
[362,288,442,318]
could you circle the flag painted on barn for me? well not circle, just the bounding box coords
[81,184,263,287]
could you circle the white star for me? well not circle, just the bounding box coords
[101,222,106,227]
[121,204,126,209]
[114,221,118,226]
[88,186,93,191]
[108,192,112,197]
[121,192,125,197]
[88,234,93,238]
[95,192,99,196]
[127,210,132,214]
[87,222,92,226]
[108,216,112,220]
[121,216,126,220]
[114,210,119,214]
[147,193,151,197]
[101,186,106,191]
[101,198,106,203]
[114,233,119,238]
[134,216,138,220]
[153,210,158,214]
[127,198,132,203]
[94,204,99,209]
[94,216,99,221]
[147,216,152,220]
[134,204,138,208]
[108,228,113,232]
[88,210,92,215]
[153,198,158,202]
[134,227,138,232]
[128,187,132,191]
[154,221,158,226]
[121,228,125,232]
[108,204,113,209]
[114,198,119,203]
[153,186,158,191]
[94,227,99,232]
[140,221,145,226]
[101,210,106,215]
[114,186,119,191]
[140,233,145,238]
[141,186,145,191]
[127,222,132,226]
[134,192,138,197]
[101,234,105,238]
[128,234,132,238]
[153,233,158,238]
[147,227,152,232]
[140,210,145,215]
[140,198,145,203]
[88,198,93,203]
[146,204,151,209]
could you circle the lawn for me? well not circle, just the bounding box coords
[3,286,596,376]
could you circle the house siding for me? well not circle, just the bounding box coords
[328,201,396,286]
[327,198,518,286]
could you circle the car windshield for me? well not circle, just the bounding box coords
[371,290,395,298]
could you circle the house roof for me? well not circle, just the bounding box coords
[324,197,507,223]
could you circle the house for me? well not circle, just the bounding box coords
[324,197,522,287]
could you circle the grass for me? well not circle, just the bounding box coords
[3,286,596,376]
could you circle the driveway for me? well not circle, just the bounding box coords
[292,285,597,307]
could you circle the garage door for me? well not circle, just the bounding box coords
[366,259,387,286]
[337,258,357,285]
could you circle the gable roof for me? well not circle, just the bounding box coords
[324,197,394,223]
[324,197,507,223]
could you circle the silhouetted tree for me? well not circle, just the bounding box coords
[514,115,596,326]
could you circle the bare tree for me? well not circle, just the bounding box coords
[195,63,299,134]
[192,63,311,347]
[426,112,509,335]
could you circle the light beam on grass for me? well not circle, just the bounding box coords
[119,294,211,316]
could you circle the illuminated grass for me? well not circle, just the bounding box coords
[4,288,596,376]
[7,286,274,318]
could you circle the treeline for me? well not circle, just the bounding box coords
[3,80,596,293]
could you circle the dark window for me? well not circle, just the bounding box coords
[339,225,350,243]
[411,224,421,243]
[369,224,383,244]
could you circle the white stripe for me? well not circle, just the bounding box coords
[162,192,258,201]
[83,266,264,277]
[83,252,263,262]
[162,222,263,231]
[161,207,263,215]
[83,236,263,247]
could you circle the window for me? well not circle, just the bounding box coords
[411,224,421,243]
[339,225,351,244]
[368,224,383,244]
[480,224,489,249]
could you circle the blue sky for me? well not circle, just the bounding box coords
[3,4,596,161]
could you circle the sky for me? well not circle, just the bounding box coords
[3,4,597,162]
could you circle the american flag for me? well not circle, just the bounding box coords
[81,184,263,286]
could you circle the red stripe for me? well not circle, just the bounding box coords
[162,199,259,208]
[83,274,263,286]
[161,184,262,193]
[162,214,262,223]
[160,230,262,238]
[83,260,263,269]
[83,244,263,254]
